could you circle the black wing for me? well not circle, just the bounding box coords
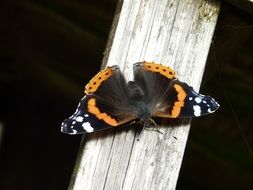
[133,62,176,116]
[61,66,136,134]
[133,62,219,118]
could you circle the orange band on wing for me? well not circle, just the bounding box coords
[142,62,176,79]
[87,98,118,126]
[171,84,187,117]
[85,67,113,94]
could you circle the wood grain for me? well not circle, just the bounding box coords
[69,0,220,189]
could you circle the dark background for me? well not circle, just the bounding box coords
[0,0,252,189]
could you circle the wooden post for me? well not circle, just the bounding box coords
[69,0,220,189]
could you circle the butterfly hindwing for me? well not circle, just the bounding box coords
[133,62,177,112]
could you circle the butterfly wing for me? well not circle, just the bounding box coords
[61,65,136,135]
[133,62,219,118]
[152,80,220,118]
[133,62,177,112]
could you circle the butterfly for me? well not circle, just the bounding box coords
[61,62,219,135]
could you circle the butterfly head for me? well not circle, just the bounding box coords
[140,117,156,128]
[138,117,163,134]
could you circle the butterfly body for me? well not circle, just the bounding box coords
[127,81,151,120]
[61,62,219,135]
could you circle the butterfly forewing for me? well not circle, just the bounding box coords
[61,95,111,134]
[152,79,220,118]
[62,66,136,134]
[133,62,219,118]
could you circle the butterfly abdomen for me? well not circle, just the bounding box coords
[127,81,151,119]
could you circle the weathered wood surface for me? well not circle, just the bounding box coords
[69,0,220,189]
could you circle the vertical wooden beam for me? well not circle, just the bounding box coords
[69,0,220,189]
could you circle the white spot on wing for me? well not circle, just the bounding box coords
[194,97,202,104]
[189,97,193,101]
[203,100,207,104]
[84,114,89,117]
[82,122,94,133]
[193,105,201,116]
[73,108,79,115]
[76,116,83,122]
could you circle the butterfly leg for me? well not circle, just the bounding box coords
[143,119,163,134]
[135,119,163,141]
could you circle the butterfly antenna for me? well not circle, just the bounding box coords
[144,119,163,134]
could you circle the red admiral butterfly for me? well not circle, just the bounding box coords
[61,62,219,135]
